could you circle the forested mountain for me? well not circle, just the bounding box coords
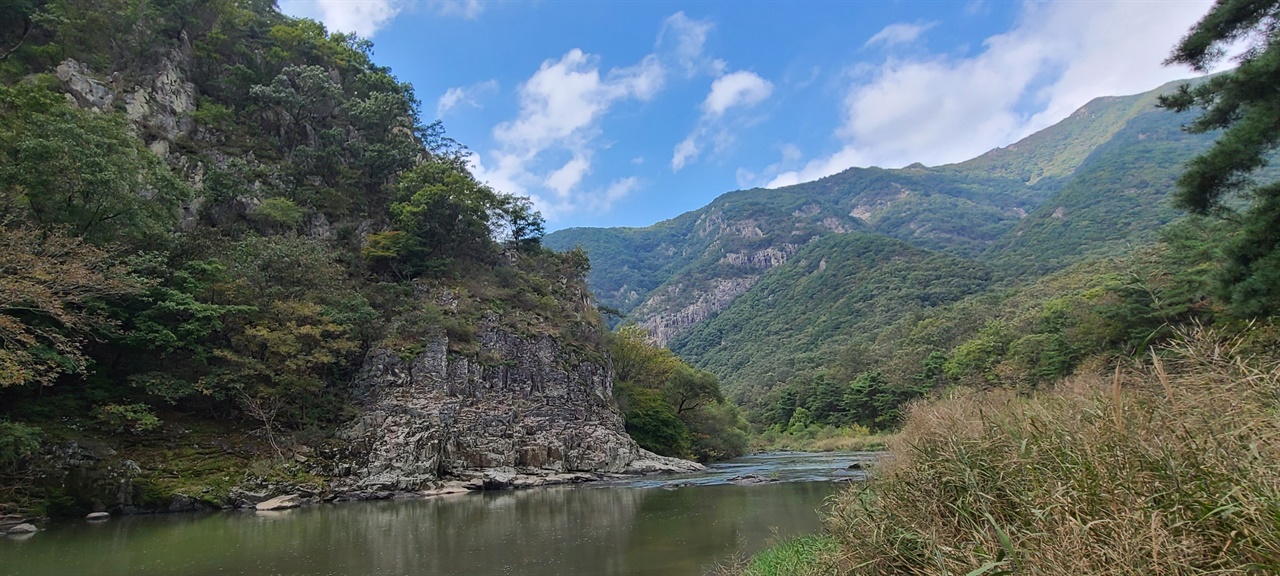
[545,79,1220,405]
[0,0,732,516]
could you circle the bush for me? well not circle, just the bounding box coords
[0,420,42,472]
[93,403,162,435]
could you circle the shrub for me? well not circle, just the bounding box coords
[93,403,162,435]
[0,421,42,472]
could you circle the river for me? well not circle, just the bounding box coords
[0,451,876,576]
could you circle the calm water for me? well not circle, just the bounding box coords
[0,452,876,576]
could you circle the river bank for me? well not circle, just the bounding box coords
[1,452,871,576]
[739,330,1280,575]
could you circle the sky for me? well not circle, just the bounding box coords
[277,0,1220,231]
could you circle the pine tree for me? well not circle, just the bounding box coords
[1159,0,1280,317]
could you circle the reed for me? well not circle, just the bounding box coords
[812,324,1280,575]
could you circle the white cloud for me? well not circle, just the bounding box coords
[672,71,773,171]
[473,48,667,220]
[436,0,483,19]
[865,22,937,49]
[671,135,699,171]
[597,177,640,211]
[766,0,1218,188]
[657,12,726,77]
[435,79,499,118]
[546,154,592,198]
[278,0,482,37]
[702,71,773,117]
[278,0,402,37]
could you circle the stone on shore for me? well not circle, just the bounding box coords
[86,512,110,521]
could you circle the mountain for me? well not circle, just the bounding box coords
[545,79,1218,396]
[668,233,992,402]
[0,0,706,517]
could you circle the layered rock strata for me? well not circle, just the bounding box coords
[336,328,701,492]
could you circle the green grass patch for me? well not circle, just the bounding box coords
[744,534,838,576]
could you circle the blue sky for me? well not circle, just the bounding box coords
[278,0,1218,231]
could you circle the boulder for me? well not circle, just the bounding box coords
[6,523,37,534]
[86,512,110,521]
[255,494,301,511]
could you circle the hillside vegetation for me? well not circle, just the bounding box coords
[545,80,1223,425]
[0,0,746,516]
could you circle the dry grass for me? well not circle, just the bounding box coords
[815,324,1280,575]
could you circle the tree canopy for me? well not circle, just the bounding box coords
[1159,0,1280,317]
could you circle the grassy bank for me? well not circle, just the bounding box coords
[751,426,894,453]
[749,325,1280,574]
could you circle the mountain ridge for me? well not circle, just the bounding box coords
[545,77,1214,356]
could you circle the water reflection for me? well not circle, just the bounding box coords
[0,453,868,576]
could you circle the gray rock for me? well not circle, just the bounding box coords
[624,450,705,475]
[6,523,37,534]
[55,60,114,110]
[727,474,776,485]
[168,494,202,513]
[336,324,703,491]
[85,512,110,521]
[255,494,301,511]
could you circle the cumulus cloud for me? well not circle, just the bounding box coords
[702,71,773,117]
[764,0,1219,189]
[278,0,482,37]
[277,0,401,37]
[435,79,499,118]
[672,71,773,171]
[472,48,666,219]
[864,21,937,49]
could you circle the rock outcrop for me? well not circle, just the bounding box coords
[336,326,701,491]
[255,494,302,511]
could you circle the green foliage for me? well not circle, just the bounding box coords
[742,534,839,576]
[616,382,691,458]
[0,420,42,472]
[1158,3,1280,317]
[93,403,161,435]
[664,364,723,414]
[0,82,188,246]
[0,224,140,387]
[609,325,747,461]
[612,324,679,388]
[250,197,305,230]
[682,401,749,462]
[671,233,991,412]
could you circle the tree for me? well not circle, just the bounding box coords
[0,83,187,246]
[663,364,722,414]
[0,224,139,387]
[610,324,679,388]
[1159,1,1280,317]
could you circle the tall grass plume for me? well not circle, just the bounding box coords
[815,324,1280,574]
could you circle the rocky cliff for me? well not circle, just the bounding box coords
[335,326,700,492]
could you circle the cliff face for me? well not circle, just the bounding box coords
[336,326,699,491]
